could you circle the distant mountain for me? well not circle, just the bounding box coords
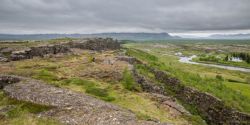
[0,32,177,41]
[83,32,178,40]
[0,34,82,40]
[209,33,250,39]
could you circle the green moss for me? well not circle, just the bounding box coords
[183,115,207,125]
[86,87,115,102]
[33,69,58,83]
[0,91,59,125]
[136,112,153,121]
[61,78,115,102]
[62,78,95,87]
[126,48,158,63]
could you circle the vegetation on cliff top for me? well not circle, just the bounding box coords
[124,43,250,113]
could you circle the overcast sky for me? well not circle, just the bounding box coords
[1,0,250,36]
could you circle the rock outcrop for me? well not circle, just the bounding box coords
[116,56,142,65]
[0,75,20,89]
[5,38,120,61]
[132,69,189,115]
[10,45,71,61]
[0,75,168,125]
[132,69,166,95]
[0,56,8,62]
[123,55,250,125]
[149,67,250,125]
[67,38,120,51]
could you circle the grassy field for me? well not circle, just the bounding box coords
[1,39,249,124]
[123,40,250,113]
[0,48,197,124]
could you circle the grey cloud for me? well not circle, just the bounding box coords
[0,0,250,34]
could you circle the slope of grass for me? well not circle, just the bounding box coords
[125,47,250,113]
[1,49,202,124]
[121,68,141,91]
[223,81,250,98]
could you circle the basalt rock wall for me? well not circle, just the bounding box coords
[149,67,250,125]
[121,54,250,125]
[10,44,70,61]
[7,38,120,61]
[66,38,120,51]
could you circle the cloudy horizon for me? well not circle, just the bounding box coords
[1,0,250,37]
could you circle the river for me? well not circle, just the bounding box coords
[179,55,250,73]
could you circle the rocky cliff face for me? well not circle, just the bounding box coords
[67,38,120,51]
[149,67,250,125]
[10,44,71,61]
[122,55,250,125]
[2,38,120,61]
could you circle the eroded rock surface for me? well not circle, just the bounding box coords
[67,38,120,51]
[10,45,71,61]
[149,67,250,125]
[1,75,168,125]
[0,75,20,89]
[132,69,190,116]
[6,38,120,61]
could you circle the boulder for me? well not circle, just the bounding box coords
[0,57,8,62]
[0,75,20,89]
[10,44,71,61]
[0,47,13,54]
[116,56,139,64]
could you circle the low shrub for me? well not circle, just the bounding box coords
[216,75,224,81]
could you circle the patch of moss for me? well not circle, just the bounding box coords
[86,87,115,102]
[33,69,58,83]
[135,112,153,121]
[0,91,59,125]
[61,78,115,102]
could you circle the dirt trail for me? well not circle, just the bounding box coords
[1,75,169,125]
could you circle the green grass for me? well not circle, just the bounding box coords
[1,47,205,124]
[125,47,250,113]
[136,64,155,79]
[0,91,60,125]
[126,48,158,63]
[33,69,59,83]
[223,81,250,98]
[86,87,115,101]
[121,68,141,91]
[61,78,115,102]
